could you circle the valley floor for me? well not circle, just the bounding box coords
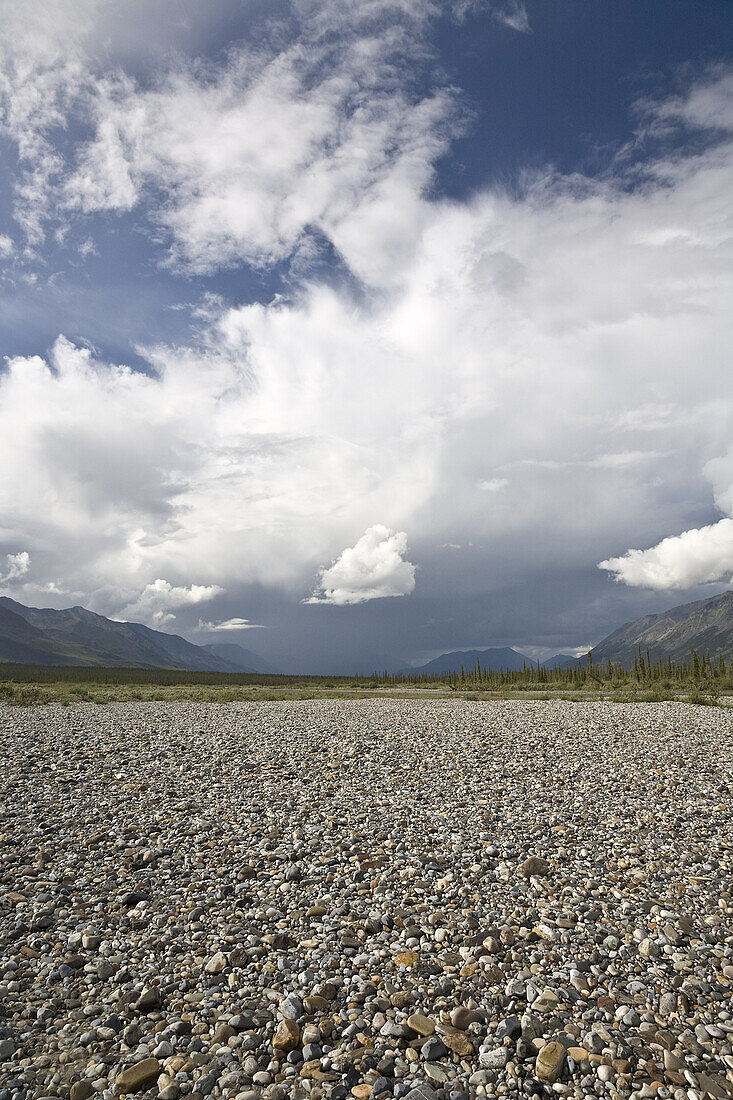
[1,700,732,1100]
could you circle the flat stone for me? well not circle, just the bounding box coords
[405,1085,438,1100]
[479,1048,507,1070]
[535,1041,566,1084]
[407,1013,435,1036]
[424,1062,448,1083]
[532,989,559,1013]
[205,951,227,974]
[116,1058,162,1093]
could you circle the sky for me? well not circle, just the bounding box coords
[0,0,732,672]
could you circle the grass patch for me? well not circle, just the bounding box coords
[0,668,730,708]
[0,680,314,706]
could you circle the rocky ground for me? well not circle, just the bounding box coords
[1,699,732,1100]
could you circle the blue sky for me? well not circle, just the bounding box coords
[0,0,732,671]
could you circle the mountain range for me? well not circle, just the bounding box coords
[0,597,274,673]
[403,646,535,675]
[403,646,585,675]
[405,589,733,675]
[1,588,732,674]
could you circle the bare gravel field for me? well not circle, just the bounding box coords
[1,700,733,1100]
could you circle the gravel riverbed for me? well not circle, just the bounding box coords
[1,699,733,1100]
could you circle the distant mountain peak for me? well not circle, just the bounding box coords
[404,646,531,676]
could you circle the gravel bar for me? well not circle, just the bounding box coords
[1,699,733,1100]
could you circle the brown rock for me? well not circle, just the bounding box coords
[391,991,414,1008]
[116,1058,161,1093]
[440,1029,473,1057]
[450,1005,477,1030]
[269,933,295,950]
[70,1083,94,1100]
[273,1018,300,1052]
[567,1046,590,1068]
[163,1056,188,1075]
[535,1040,566,1084]
[518,856,550,879]
[299,1059,327,1079]
[406,1013,435,1037]
[212,1023,235,1045]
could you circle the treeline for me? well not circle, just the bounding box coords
[356,647,732,691]
[0,664,348,687]
[1,648,730,695]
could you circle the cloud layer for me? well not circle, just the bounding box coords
[0,2,731,637]
[66,31,459,276]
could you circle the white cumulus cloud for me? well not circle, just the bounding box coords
[0,551,30,585]
[306,525,416,605]
[599,518,733,590]
[121,578,223,627]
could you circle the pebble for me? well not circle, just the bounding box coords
[1,698,732,1100]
